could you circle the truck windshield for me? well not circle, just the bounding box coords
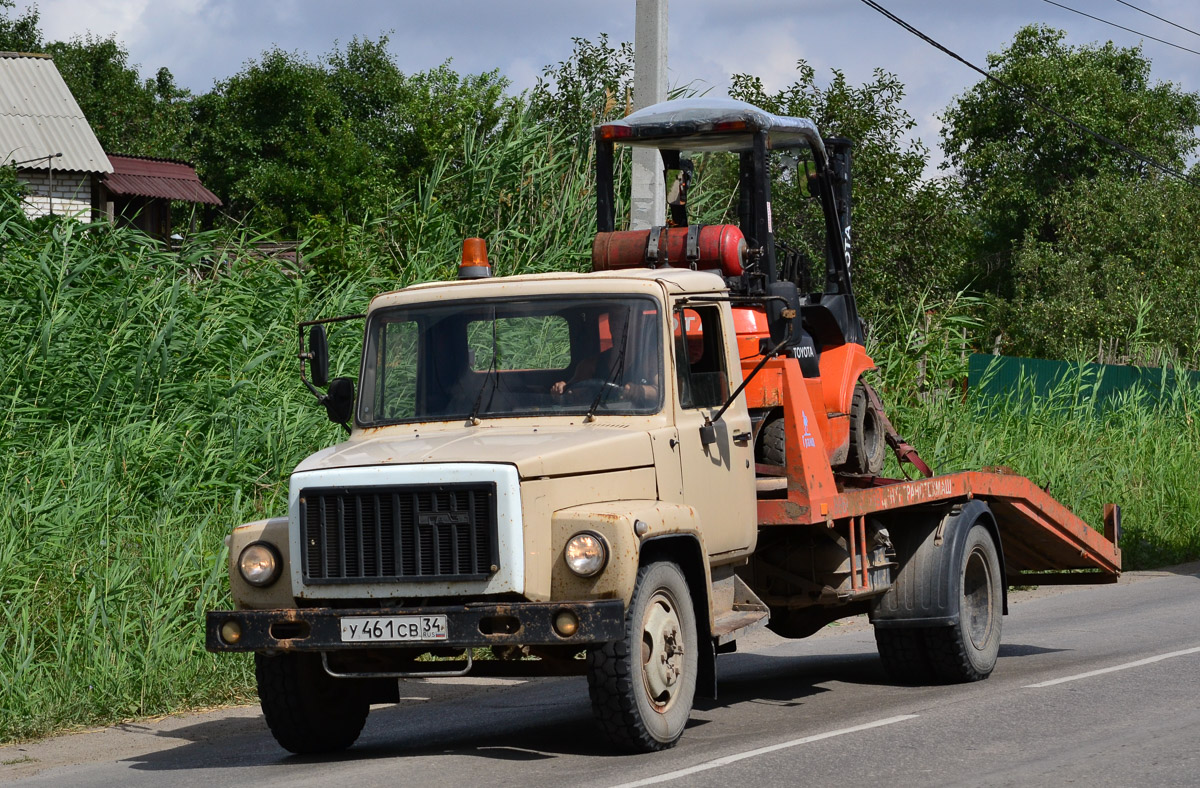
[358,296,663,425]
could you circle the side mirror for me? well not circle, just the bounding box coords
[766,281,801,348]
[309,324,329,388]
[323,376,354,426]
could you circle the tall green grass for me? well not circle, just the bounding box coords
[0,215,381,740]
[868,294,1200,569]
[919,376,1200,568]
[1,119,1197,743]
[308,112,610,280]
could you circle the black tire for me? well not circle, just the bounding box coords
[873,523,1002,684]
[255,652,369,754]
[587,561,698,752]
[924,524,1003,682]
[845,383,885,475]
[874,627,935,685]
[756,416,786,466]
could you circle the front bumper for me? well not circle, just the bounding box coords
[205,600,626,653]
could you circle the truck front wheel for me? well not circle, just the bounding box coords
[255,652,369,754]
[587,561,698,752]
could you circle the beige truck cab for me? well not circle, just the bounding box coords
[207,265,767,754]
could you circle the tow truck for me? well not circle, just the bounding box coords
[205,98,1121,754]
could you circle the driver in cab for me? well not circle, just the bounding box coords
[550,309,657,405]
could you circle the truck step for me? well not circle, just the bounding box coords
[713,608,770,639]
[710,572,770,644]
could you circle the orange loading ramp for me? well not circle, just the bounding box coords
[753,356,1122,585]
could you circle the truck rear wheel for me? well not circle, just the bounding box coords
[587,561,698,752]
[874,523,1002,684]
[874,627,935,684]
[255,652,369,754]
[925,523,1003,682]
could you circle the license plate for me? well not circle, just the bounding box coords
[340,615,449,643]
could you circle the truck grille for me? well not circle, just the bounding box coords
[299,483,497,584]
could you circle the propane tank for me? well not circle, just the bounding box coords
[592,224,747,278]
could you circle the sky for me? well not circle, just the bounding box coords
[11,0,1200,169]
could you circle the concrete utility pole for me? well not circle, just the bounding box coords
[630,0,667,230]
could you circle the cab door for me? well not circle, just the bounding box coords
[670,301,757,557]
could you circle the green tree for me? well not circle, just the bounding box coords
[390,61,513,179]
[730,64,973,320]
[48,35,153,152]
[1000,171,1200,363]
[530,34,633,139]
[941,25,1200,298]
[192,47,375,233]
[331,39,515,179]
[325,37,408,177]
[192,39,513,234]
[0,0,41,51]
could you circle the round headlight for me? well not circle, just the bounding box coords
[239,542,282,587]
[564,532,608,578]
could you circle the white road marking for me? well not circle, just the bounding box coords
[609,714,919,788]
[1025,646,1200,688]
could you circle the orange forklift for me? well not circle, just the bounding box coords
[589,97,1120,665]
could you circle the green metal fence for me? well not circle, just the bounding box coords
[968,354,1200,404]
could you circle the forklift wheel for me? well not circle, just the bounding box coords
[755,417,786,467]
[846,384,885,475]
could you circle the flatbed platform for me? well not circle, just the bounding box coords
[757,469,1121,583]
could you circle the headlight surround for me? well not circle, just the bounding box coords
[238,541,282,587]
[563,531,608,578]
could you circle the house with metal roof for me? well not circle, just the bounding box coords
[2,51,222,233]
[0,51,111,220]
[101,154,222,236]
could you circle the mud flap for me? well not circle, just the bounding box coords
[697,638,718,699]
[869,499,1007,628]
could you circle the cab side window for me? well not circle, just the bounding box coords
[674,305,728,409]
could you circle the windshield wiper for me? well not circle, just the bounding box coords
[468,312,498,425]
[584,310,632,423]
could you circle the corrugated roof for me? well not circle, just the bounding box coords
[0,53,111,173]
[103,154,221,205]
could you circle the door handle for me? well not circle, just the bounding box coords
[732,430,751,443]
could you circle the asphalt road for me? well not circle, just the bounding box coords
[3,563,1198,787]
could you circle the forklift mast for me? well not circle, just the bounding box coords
[594,98,864,348]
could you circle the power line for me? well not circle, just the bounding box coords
[855,0,1194,184]
[1113,1,1200,41]
[1044,0,1200,57]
